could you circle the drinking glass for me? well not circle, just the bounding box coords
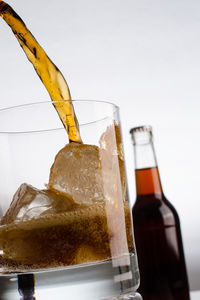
[0,100,141,300]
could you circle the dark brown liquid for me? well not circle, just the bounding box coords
[133,167,190,300]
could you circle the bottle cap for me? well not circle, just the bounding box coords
[130,125,153,145]
[129,125,152,134]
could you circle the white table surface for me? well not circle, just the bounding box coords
[190,290,200,299]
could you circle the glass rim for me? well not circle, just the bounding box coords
[0,99,119,134]
[0,99,119,112]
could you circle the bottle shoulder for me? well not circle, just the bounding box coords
[132,194,180,227]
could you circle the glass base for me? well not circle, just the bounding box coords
[0,258,140,300]
[105,292,142,299]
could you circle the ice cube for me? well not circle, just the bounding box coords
[99,122,126,197]
[99,123,131,263]
[1,183,77,225]
[73,244,109,265]
[49,143,105,205]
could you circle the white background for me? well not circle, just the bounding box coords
[0,0,200,291]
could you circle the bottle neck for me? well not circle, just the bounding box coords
[131,128,163,196]
[135,167,162,195]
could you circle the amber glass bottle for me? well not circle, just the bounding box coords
[130,125,190,300]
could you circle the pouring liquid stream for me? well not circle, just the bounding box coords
[0,0,82,143]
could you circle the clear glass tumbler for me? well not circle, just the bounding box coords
[0,100,141,300]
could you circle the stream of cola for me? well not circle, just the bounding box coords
[0,0,82,143]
